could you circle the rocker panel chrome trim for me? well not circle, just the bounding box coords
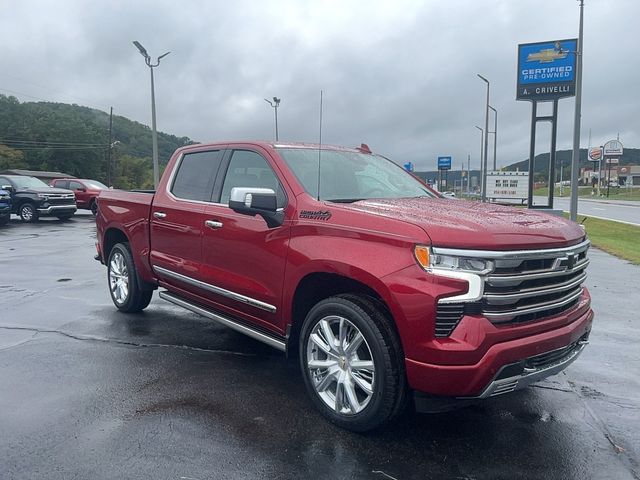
[153,265,277,313]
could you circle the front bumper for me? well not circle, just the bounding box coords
[37,205,77,215]
[406,304,594,399]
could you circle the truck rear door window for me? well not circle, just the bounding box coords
[171,150,223,202]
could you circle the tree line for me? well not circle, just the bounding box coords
[0,94,194,189]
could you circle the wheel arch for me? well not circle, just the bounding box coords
[102,227,157,292]
[287,272,397,359]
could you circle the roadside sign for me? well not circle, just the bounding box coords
[603,140,623,156]
[516,39,577,101]
[437,156,452,170]
[606,158,619,164]
[486,171,529,203]
[588,148,602,161]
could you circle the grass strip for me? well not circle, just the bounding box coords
[567,214,640,264]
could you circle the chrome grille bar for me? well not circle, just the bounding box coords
[484,271,587,305]
[483,287,583,322]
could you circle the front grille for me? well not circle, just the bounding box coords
[481,244,589,324]
[46,194,76,205]
[433,240,590,336]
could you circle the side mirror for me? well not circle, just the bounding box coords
[1,185,13,193]
[228,187,284,228]
[77,187,86,192]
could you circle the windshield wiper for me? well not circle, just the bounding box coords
[326,198,365,203]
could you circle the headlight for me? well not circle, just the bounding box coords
[37,193,49,200]
[414,245,491,303]
[414,246,494,274]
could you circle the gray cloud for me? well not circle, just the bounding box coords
[1,0,637,170]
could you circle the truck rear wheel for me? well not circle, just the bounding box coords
[107,242,153,312]
[299,294,407,432]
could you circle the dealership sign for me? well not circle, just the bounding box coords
[516,39,577,101]
[437,156,452,170]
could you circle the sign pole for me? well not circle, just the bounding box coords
[569,0,585,221]
[527,101,537,208]
[547,99,559,208]
[597,146,603,196]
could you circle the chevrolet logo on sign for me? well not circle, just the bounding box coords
[526,47,568,63]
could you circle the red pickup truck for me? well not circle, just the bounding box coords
[95,141,593,431]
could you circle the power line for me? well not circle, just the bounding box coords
[4,146,109,151]
[0,138,108,147]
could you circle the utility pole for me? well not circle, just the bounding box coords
[489,105,497,171]
[569,0,585,221]
[467,154,471,196]
[107,107,113,187]
[477,74,490,201]
[475,125,484,195]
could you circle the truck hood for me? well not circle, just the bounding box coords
[342,198,585,249]
[17,187,74,195]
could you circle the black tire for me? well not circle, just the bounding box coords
[19,203,38,223]
[107,242,153,312]
[90,200,98,215]
[299,294,407,432]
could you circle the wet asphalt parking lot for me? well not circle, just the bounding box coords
[0,212,638,480]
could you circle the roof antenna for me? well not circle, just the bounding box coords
[317,90,323,201]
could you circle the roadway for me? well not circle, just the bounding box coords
[533,196,640,225]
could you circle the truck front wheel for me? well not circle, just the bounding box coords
[19,203,38,222]
[299,294,407,432]
[107,242,153,312]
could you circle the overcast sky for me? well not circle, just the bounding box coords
[1,0,637,170]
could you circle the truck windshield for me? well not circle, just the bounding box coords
[83,180,108,189]
[277,148,435,202]
[10,176,50,189]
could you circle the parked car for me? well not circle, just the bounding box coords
[0,188,11,225]
[0,175,76,222]
[96,141,593,432]
[51,178,108,215]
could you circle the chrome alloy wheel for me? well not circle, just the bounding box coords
[306,315,376,415]
[108,251,129,305]
[20,204,34,221]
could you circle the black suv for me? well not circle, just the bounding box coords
[0,175,77,222]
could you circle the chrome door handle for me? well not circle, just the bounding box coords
[205,220,223,229]
[153,211,167,219]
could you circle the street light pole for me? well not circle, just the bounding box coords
[569,0,585,221]
[475,125,484,194]
[489,105,497,171]
[133,41,170,189]
[477,74,490,202]
[264,97,281,141]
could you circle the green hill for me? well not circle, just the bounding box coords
[503,148,640,181]
[0,94,195,189]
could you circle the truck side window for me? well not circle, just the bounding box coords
[219,150,286,208]
[69,181,83,190]
[171,150,222,202]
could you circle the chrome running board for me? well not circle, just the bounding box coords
[159,291,286,352]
